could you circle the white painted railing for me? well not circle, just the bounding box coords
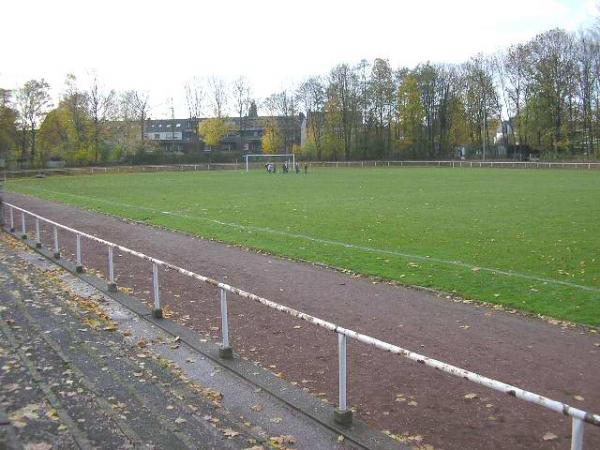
[307,160,600,170]
[4,160,600,179]
[2,201,599,449]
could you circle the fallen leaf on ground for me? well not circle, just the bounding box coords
[222,428,240,438]
[270,435,296,447]
[464,393,478,400]
[174,417,187,424]
[574,395,584,401]
[24,443,52,450]
[542,432,558,441]
[270,417,283,423]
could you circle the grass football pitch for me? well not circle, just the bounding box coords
[7,167,600,326]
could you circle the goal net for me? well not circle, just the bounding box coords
[245,154,296,172]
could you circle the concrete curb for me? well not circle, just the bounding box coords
[3,228,408,450]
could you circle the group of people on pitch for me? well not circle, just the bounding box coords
[264,162,306,174]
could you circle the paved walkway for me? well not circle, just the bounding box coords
[3,193,600,449]
[0,234,398,450]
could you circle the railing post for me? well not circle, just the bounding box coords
[75,234,83,273]
[107,245,117,292]
[334,332,352,425]
[20,212,27,239]
[9,206,15,232]
[53,227,60,258]
[571,418,584,450]
[152,263,163,318]
[218,287,233,359]
[35,218,41,248]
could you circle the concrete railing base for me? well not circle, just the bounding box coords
[219,346,233,360]
[334,408,353,426]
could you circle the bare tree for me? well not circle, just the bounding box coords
[328,64,359,160]
[184,78,204,119]
[16,79,52,164]
[530,29,577,151]
[208,77,227,118]
[576,30,599,156]
[263,89,298,153]
[87,74,116,162]
[121,90,150,145]
[462,55,500,159]
[232,77,251,152]
[62,73,88,150]
[298,76,326,159]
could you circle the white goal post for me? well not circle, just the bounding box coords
[245,154,296,172]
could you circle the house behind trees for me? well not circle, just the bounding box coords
[143,116,302,153]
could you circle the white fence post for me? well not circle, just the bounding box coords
[35,218,41,248]
[571,418,584,450]
[53,227,60,258]
[20,212,27,239]
[75,234,83,273]
[334,332,352,425]
[152,262,163,318]
[107,245,117,292]
[219,287,233,359]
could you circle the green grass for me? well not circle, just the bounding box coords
[7,167,600,326]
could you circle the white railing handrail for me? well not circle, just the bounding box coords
[3,201,599,448]
[4,159,600,179]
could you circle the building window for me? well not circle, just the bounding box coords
[154,133,160,139]
[158,124,162,128]
[176,123,181,127]
[167,124,171,128]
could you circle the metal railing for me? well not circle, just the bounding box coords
[2,201,599,449]
[4,160,600,179]
[307,160,600,170]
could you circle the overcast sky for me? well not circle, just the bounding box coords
[1,0,597,118]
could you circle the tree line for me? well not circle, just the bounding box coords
[0,22,598,167]
[297,25,600,161]
[0,74,151,167]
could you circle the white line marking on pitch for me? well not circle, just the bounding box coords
[14,186,600,293]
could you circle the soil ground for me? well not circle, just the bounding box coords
[3,192,600,450]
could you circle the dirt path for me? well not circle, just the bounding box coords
[4,192,600,450]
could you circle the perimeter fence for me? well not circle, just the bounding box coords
[3,160,600,179]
